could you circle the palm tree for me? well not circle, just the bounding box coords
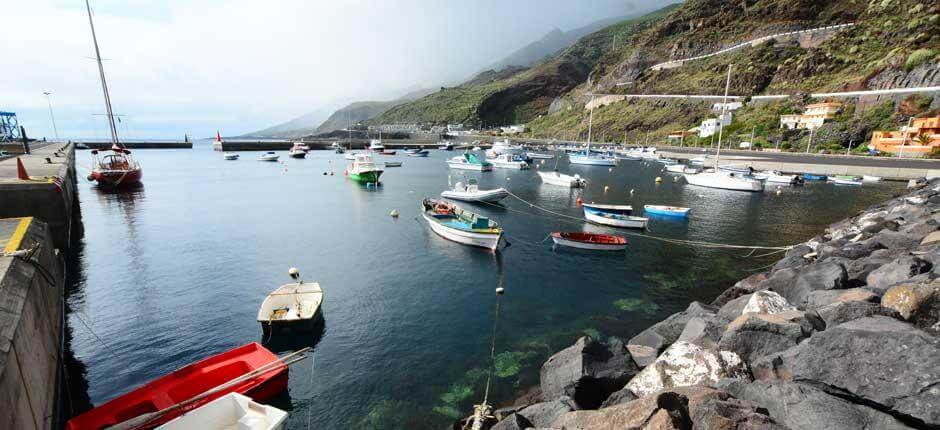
[915,133,932,147]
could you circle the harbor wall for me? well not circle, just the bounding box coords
[215,137,447,151]
[80,141,192,150]
[0,218,65,430]
[486,179,940,429]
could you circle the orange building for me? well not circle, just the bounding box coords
[870,116,940,156]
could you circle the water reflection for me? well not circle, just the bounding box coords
[263,316,327,354]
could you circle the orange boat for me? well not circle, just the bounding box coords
[66,343,288,430]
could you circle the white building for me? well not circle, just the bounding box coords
[699,113,732,138]
[447,123,465,132]
[712,102,743,113]
[500,124,526,134]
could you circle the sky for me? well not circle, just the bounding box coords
[2,0,661,140]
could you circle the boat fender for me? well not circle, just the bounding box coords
[323,172,327,175]
[87,174,94,182]
[776,188,782,195]
[576,196,583,206]
[390,209,399,218]
[630,189,634,195]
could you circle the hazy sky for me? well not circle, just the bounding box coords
[3,0,660,139]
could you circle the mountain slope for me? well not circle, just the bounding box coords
[245,107,334,138]
[314,87,435,134]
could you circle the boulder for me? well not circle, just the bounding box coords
[717,293,753,321]
[718,311,814,362]
[490,413,532,430]
[741,290,796,315]
[802,288,877,311]
[753,317,940,425]
[771,260,848,307]
[881,281,940,320]
[627,302,719,360]
[813,300,900,328]
[625,341,749,398]
[865,255,932,292]
[884,203,930,223]
[873,230,926,250]
[772,245,813,271]
[712,272,768,307]
[553,386,783,430]
[718,379,913,430]
[517,398,573,428]
[626,344,657,369]
[675,315,727,349]
[922,230,940,246]
[599,386,637,408]
[539,336,638,409]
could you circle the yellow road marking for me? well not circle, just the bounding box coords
[3,217,32,253]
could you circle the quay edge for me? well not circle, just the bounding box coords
[484,178,940,430]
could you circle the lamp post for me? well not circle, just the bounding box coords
[42,91,59,141]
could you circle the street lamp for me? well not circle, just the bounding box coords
[42,91,59,141]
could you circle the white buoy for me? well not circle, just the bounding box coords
[288,267,300,279]
[496,287,505,295]
[655,176,662,183]
[390,209,399,217]
[776,188,782,195]
[604,185,609,192]
[608,168,613,173]
[630,189,635,195]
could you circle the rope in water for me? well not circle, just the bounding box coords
[485,189,796,251]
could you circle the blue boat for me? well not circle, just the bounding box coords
[643,205,691,218]
[408,149,430,157]
[802,173,827,181]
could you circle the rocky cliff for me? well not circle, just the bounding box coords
[484,178,940,430]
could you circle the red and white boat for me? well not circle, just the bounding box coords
[65,343,289,430]
[551,232,628,251]
[84,0,142,188]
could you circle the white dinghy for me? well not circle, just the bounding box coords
[441,179,509,203]
[257,268,324,337]
[537,170,585,188]
[157,393,287,430]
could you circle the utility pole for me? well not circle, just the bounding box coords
[43,91,59,140]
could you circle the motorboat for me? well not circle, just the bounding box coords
[441,179,509,203]
[75,142,90,150]
[753,170,802,184]
[551,232,627,251]
[583,207,648,229]
[486,139,523,158]
[472,146,483,151]
[862,175,883,182]
[657,158,678,165]
[615,152,643,161]
[490,153,529,169]
[407,149,430,157]
[224,153,240,160]
[65,343,288,430]
[330,141,342,149]
[447,153,493,171]
[581,203,632,214]
[379,149,396,155]
[802,173,827,181]
[345,153,384,184]
[717,164,752,174]
[526,152,554,159]
[421,198,503,251]
[288,148,307,159]
[832,175,863,186]
[369,139,385,151]
[383,161,402,167]
[438,141,455,150]
[344,152,357,160]
[665,164,687,173]
[569,152,617,166]
[644,205,691,217]
[257,268,324,336]
[157,393,287,430]
[258,152,280,162]
[689,156,707,166]
[683,170,763,192]
[537,170,585,188]
[290,142,311,152]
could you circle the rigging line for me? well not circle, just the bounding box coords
[71,309,122,362]
[481,258,505,406]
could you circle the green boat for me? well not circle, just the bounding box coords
[345,153,384,184]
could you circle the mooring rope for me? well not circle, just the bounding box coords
[489,189,795,251]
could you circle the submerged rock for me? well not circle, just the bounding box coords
[539,336,637,409]
[625,341,748,398]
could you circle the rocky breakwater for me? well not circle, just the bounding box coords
[489,178,940,430]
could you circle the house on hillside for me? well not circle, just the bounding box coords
[699,113,732,138]
[869,115,940,157]
[779,102,843,130]
[501,124,526,134]
[712,102,743,113]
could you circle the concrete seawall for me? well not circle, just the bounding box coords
[215,137,448,151]
[80,141,192,150]
[0,217,65,430]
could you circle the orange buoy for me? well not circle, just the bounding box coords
[576,196,583,206]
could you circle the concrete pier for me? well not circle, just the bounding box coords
[215,137,446,151]
[80,141,192,150]
[0,217,66,430]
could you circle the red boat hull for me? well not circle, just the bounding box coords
[89,167,143,188]
[66,343,287,430]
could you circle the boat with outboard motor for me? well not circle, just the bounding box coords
[447,152,493,171]
[753,170,803,184]
[157,393,287,430]
[421,198,503,250]
[224,153,239,160]
[490,153,529,169]
[258,152,280,162]
[537,170,585,187]
[441,179,508,203]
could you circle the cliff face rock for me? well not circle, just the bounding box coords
[490,179,940,430]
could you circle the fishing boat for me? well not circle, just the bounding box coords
[486,139,523,158]
[832,175,863,186]
[862,175,883,182]
[407,149,430,157]
[665,164,687,173]
[802,173,827,181]
[65,342,289,430]
[441,179,508,203]
[644,205,691,217]
[537,170,585,187]
[581,203,632,214]
[438,141,455,150]
[368,139,385,151]
[583,207,648,229]
[345,153,383,184]
[83,2,142,188]
[551,232,627,251]
[258,152,279,162]
[157,393,287,430]
[257,268,324,336]
[526,152,554,159]
[753,170,802,184]
[421,198,503,250]
[287,148,306,159]
[290,142,310,152]
[684,170,763,191]
[447,153,493,171]
[383,161,402,167]
[490,153,529,169]
[224,153,239,161]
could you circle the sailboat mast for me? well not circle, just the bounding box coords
[715,64,732,168]
[85,0,121,148]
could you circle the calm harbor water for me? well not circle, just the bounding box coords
[69,146,903,429]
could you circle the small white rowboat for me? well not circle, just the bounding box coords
[537,171,585,187]
[551,232,627,251]
[157,393,287,430]
[441,181,509,203]
[257,270,323,336]
[583,208,648,229]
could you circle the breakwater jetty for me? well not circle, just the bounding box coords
[486,179,940,429]
[80,140,192,150]
[214,137,448,151]
[0,143,78,429]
